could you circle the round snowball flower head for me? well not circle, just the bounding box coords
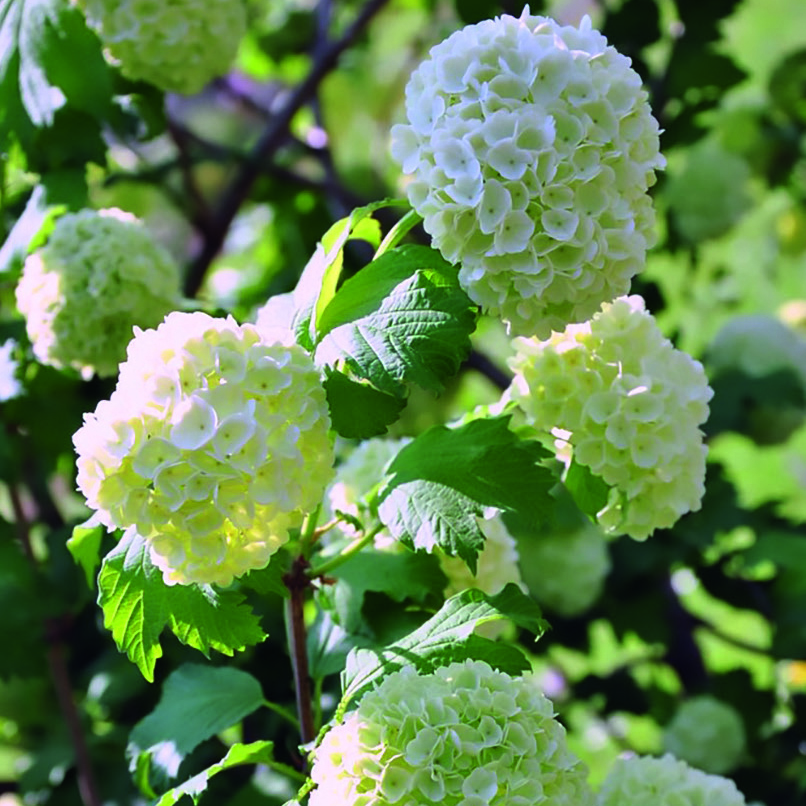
[597,754,747,806]
[391,11,664,338]
[662,696,746,775]
[79,0,247,94]
[707,314,806,383]
[517,521,610,617]
[73,311,335,586]
[508,295,713,539]
[309,659,594,806]
[15,209,181,379]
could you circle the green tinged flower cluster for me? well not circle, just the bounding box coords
[310,660,594,806]
[509,296,713,539]
[391,11,663,338]
[663,696,746,775]
[15,210,181,379]
[73,312,335,586]
[80,0,247,94]
[597,754,747,806]
[517,521,610,616]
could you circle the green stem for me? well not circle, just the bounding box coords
[374,208,422,258]
[262,699,301,731]
[306,524,384,578]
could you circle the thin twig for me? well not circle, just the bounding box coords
[185,0,392,297]
[166,118,214,231]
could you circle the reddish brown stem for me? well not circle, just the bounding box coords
[284,555,316,748]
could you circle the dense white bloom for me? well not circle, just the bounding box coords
[15,210,181,379]
[597,754,747,806]
[518,521,610,616]
[73,312,335,586]
[391,11,664,337]
[80,0,247,94]
[0,340,22,402]
[509,296,713,539]
[310,659,594,806]
[663,696,746,775]
[326,438,523,602]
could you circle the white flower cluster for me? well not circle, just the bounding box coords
[15,210,181,379]
[597,754,747,806]
[518,522,610,617]
[79,0,247,94]
[73,312,335,586]
[391,12,664,338]
[326,437,523,600]
[509,296,713,539]
[310,659,594,806]
[663,696,746,775]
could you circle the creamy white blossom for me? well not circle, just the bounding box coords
[509,296,712,539]
[79,0,247,94]
[663,696,746,775]
[518,521,610,616]
[310,659,594,806]
[391,11,664,337]
[597,754,747,806]
[73,311,335,586]
[15,210,181,379]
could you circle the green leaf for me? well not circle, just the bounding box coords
[156,741,275,806]
[330,548,447,631]
[315,244,477,396]
[323,366,407,439]
[0,185,61,275]
[66,516,104,589]
[341,584,546,706]
[129,665,265,781]
[564,459,610,520]
[97,531,266,681]
[377,416,555,572]
[0,0,112,138]
[290,199,408,350]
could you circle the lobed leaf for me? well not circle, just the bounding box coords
[97,530,266,682]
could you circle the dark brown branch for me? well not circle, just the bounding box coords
[166,117,214,231]
[9,482,102,806]
[464,349,513,391]
[284,556,316,749]
[184,0,391,297]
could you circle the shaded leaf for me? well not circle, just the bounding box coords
[323,366,406,438]
[129,665,265,781]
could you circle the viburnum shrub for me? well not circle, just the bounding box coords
[5,2,772,804]
[78,0,247,94]
[308,659,594,805]
[15,209,181,379]
[391,11,664,337]
[508,295,713,539]
[597,754,747,806]
[73,311,335,586]
[662,696,746,775]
